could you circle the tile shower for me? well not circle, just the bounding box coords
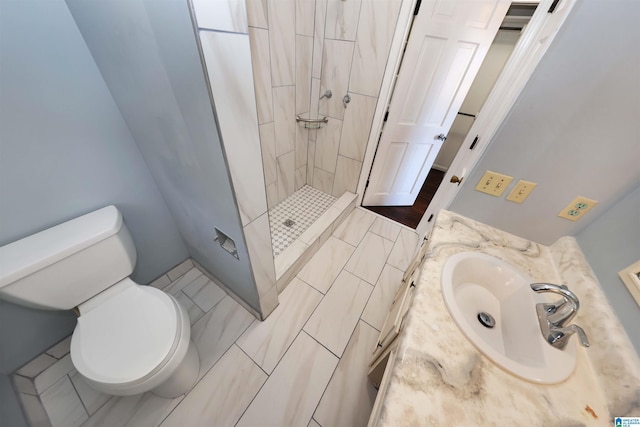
[247,0,404,259]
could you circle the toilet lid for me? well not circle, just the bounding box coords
[71,285,179,384]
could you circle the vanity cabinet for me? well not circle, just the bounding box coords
[368,238,428,388]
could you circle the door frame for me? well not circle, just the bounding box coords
[356,0,576,239]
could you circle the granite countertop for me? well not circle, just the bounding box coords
[375,210,640,426]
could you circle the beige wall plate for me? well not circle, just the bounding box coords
[506,180,537,203]
[475,170,513,197]
[558,196,598,221]
[618,260,640,307]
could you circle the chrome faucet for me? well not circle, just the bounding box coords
[530,283,590,350]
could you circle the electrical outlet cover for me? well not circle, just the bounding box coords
[558,196,598,221]
[475,170,514,197]
[506,180,537,203]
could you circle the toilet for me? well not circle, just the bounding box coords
[0,206,200,398]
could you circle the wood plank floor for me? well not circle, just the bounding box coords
[363,169,445,229]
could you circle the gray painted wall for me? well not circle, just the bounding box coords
[65,0,261,311]
[576,187,640,354]
[450,1,640,245]
[0,0,189,375]
[0,374,27,427]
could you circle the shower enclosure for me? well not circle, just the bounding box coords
[245,0,404,291]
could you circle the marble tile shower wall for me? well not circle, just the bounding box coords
[247,0,403,205]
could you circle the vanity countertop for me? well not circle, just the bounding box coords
[374,210,640,426]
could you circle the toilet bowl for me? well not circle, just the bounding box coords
[71,279,199,397]
[0,206,200,398]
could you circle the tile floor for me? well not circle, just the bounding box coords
[269,185,336,256]
[16,208,420,427]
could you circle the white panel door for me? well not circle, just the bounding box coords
[363,0,510,206]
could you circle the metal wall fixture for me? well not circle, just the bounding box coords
[343,93,351,108]
[296,114,329,129]
[320,90,332,100]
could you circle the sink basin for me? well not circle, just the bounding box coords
[441,252,576,384]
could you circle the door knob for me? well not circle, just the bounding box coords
[435,133,447,141]
[450,175,463,185]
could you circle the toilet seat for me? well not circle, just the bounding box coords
[71,280,190,395]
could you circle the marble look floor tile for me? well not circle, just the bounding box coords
[160,345,266,427]
[174,291,205,325]
[45,336,71,360]
[332,191,357,211]
[34,354,73,394]
[386,228,420,272]
[369,217,402,243]
[297,236,355,294]
[166,259,194,281]
[333,208,376,246]
[236,332,338,427]
[360,264,404,331]
[80,392,182,427]
[344,232,394,285]
[313,321,379,427]
[304,271,372,357]
[298,206,341,247]
[18,392,52,427]
[14,374,37,395]
[191,296,255,380]
[309,419,322,427]
[237,278,323,373]
[148,274,170,290]
[69,370,110,416]
[163,268,202,295]
[16,353,57,378]
[275,239,309,279]
[183,274,226,313]
[40,376,87,427]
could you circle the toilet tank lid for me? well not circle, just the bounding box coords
[0,206,123,288]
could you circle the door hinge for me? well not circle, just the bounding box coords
[469,135,479,150]
[548,0,560,13]
[383,111,389,122]
[427,214,434,222]
[365,179,370,188]
[413,0,422,15]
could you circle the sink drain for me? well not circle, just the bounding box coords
[477,312,496,329]
[283,219,295,228]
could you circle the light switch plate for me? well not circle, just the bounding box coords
[558,196,599,221]
[475,170,513,197]
[506,180,537,203]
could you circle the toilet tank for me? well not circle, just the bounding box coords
[0,206,137,310]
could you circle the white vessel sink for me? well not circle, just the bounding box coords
[441,252,576,384]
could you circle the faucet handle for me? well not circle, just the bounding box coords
[531,283,581,327]
[550,324,590,349]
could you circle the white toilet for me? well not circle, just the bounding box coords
[0,206,200,398]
